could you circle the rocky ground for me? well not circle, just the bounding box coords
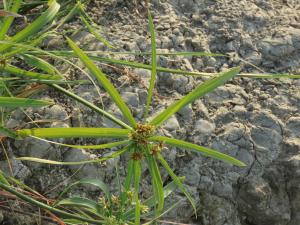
[1,0,300,224]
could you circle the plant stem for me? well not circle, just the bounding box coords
[49,84,132,130]
[0,183,104,225]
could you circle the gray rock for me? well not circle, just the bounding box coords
[213,181,233,198]
[205,84,248,105]
[238,176,291,225]
[137,89,148,105]
[178,104,193,121]
[14,138,59,168]
[181,158,201,186]
[194,119,215,135]
[251,126,282,151]
[236,148,254,166]
[194,100,209,119]
[250,111,282,134]
[102,104,123,128]
[162,115,180,131]
[199,176,214,191]
[196,193,241,225]
[63,149,105,190]
[6,119,21,129]
[133,68,151,87]
[0,158,31,181]
[44,105,69,121]
[121,92,139,108]
[286,116,300,137]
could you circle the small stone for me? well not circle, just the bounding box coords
[178,104,194,121]
[213,182,233,198]
[222,123,244,142]
[236,148,254,166]
[194,120,215,135]
[6,119,20,129]
[121,92,139,108]
[14,137,56,161]
[163,116,180,131]
[251,127,282,149]
[286,117,300,137]
[45,105,68,120]
[0,158,31,181]
[138,89,148,105]
[199,176,214,191]
[64,149,105,190]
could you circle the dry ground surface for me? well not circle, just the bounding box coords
[1,0,300,225]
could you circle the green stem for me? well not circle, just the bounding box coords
[0,183,104,225]
[49,84,132,130]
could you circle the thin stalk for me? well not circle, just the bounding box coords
[0,183,104,225]
[49,84,132,130]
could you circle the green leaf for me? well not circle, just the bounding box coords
[144,10,157,118]
[80,14,116,49]
[17,127,131,139]
[18,145,131,165]
[157,154,197,216]
[0,0,22,40]
[2,64,63,80]
[62,218,89,225]
[150,136,246,167]
[35,51,300,78]
[32,137,130,150]
[0,182,104,224]
[56,1,82,29]
[121,158,134,207]
[66,37,136,128]
[0,126,18,139]
[0,170,9,185]
[124,178,184,219]
[145,147,164,214]
[84,55,214,77]
[56,197,104,217]
[58,178,111,204]
[150,67,240,127]
[142,199,183,225]
[21,54,60,75]
[0,97,53,108]
[133,160,142,225]
[50,84,132,129]
[36,50,224,57]
[0,0,60,52]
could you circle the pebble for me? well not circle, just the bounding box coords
[194,119,215,135]
[162,115,180,131]
[121,92,139,108]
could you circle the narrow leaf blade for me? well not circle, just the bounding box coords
[150,136,246,167]
[22,54,60,75]
[133,160,142,225]
[0,97,53,108]
[0,0,22,40]
[144,10,157,118]
[66,37,136,127]
[3,64,63,80]
[80,15,116,49]
[0,0,60,52]
[58,178,111,203]
[17,127,130,139]
[18,145,130,165]
[150,67,240,127]
[157,154,197,216]
[56,197,103,216]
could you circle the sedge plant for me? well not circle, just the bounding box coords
[6,10,247,224]
[2,4,299,225]
[0,169,182,224]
